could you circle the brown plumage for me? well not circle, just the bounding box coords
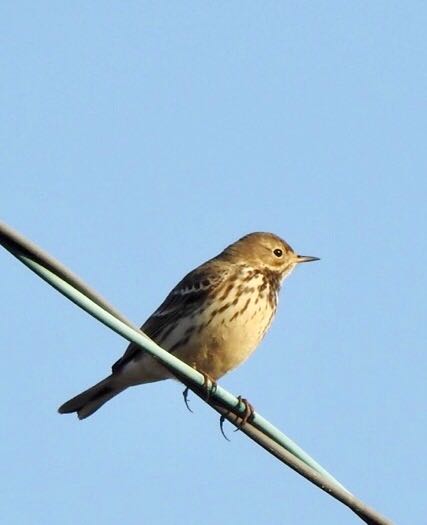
[58,232,318,419]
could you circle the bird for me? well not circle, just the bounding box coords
[58,232,319,419]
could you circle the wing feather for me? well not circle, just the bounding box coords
[111,264,228,374]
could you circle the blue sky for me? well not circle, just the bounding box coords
[1,2,426,524]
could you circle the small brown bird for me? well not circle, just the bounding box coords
[59,232,318,419]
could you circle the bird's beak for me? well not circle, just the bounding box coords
[296,254,320,263]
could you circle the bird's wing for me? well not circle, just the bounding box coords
[111,263,228,374]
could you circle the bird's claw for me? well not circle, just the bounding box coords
[200,371,217,400]
[218,395,255,440]
[219,415,231,441]
[182,368,217,413]
[182,387,193,413]
[233,395,254,432]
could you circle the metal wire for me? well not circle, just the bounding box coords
[0,221,393,525]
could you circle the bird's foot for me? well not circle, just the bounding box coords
[200,370,217,401]
[234,396,255,431]
[182,367,217,412]
[219,395,255,440]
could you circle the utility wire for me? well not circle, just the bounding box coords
[0,221,392,525]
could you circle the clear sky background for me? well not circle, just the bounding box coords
[1,3,426,524]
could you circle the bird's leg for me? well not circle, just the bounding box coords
[233,395,255,431]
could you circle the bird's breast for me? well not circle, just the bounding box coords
[169,270,278,378]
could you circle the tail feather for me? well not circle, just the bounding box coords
[58,375,125,419]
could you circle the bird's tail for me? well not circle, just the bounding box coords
[58,375,125,420]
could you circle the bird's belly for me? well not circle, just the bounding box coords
[173,298,276,379]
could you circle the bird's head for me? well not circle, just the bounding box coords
[221,232,319,280]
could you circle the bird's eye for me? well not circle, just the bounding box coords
[273,248,283,257]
